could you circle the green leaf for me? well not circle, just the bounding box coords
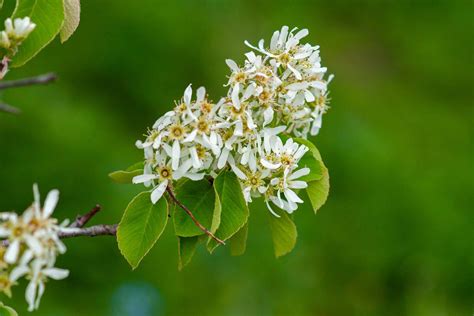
[108,169,143,184]
[306,167,330,213]
[294,137,323,182]
[11,0,65,67]
[294,138,330,213]
[0,302,17,316]
[178,236,198,270]
[297,153,322,182]
[229,222,248,256]
[117,191,168,269]
[267,208,297,257]
[60,0,80,43]
[173,179,216,237]
[125,161,144,171]
[108,161,144,184]
[207,171,249,252]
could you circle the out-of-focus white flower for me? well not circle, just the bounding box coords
[0,184,69,311]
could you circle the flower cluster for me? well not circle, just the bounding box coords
[0,17,36,55]
[0,185,68,311]
[134,26,333,215]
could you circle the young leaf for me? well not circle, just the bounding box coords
[117,191,168,269]
[11,0,65,67]
[229,222,248,256]
[267,208,297,258]
[0,302,18,316]
[60,0,80,43]
[178,236,198,270]
[108,161,144,184]
[173,179,216,237]
[207,171,249,252]
[108,169,143,184]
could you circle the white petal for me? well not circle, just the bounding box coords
[26,280,37,312]
[287,63,302,80]
[217,148,230,169]
[304,90,315,102]
[288,167,310,180]
[284,189,303,204]
[43,189,59,218]
[189,147,202,169]
[43,268,69,280]
[35,281,45,310]
[231,83,240,109]
[25,235,43,255]
[172,140,181,170]
[132,174,158,184]
[196,86,206,103]
[260,159,281,170]
[263,107,274,126]
[289,180,308,189]
[33,183,40,213]
[183,172,205,181]
[184,84,192,105]
[225,59,239,72]
[5,239,20,264]
[293,28,309,41]
[151,180,168,204]
[9,265,29,282]
[230,164,247,180]
[183,129,197,143]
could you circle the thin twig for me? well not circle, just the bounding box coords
[0,103,21,114]
[58,224,117,239]
[0,73,57,90]
[70,204,102,228]
[166,186,225,245]
[1,205,116,247]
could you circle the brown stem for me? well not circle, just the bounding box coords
[0,73,57,90]
[70,204,102,228]
[166,186,225,245]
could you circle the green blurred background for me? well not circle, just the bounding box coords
[0,0,472,315]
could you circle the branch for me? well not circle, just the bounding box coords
[0,103,21,114]
[70,204,102,228]
[58,224,117,239]
[0,73,57,90]
[1,205,116,247]
[166,186,225,245]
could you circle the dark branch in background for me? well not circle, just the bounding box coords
[0,73,57,90]
[166,186,225,245]
[0,72,58,114]
[0,103,20,114]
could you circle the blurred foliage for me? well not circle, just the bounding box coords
[0,0,472,315]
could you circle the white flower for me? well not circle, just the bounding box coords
[25,259,69,311]
[0,184,69,311]
[268,167,310,214]
[133,26,333,215]
[5,17,36,40]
